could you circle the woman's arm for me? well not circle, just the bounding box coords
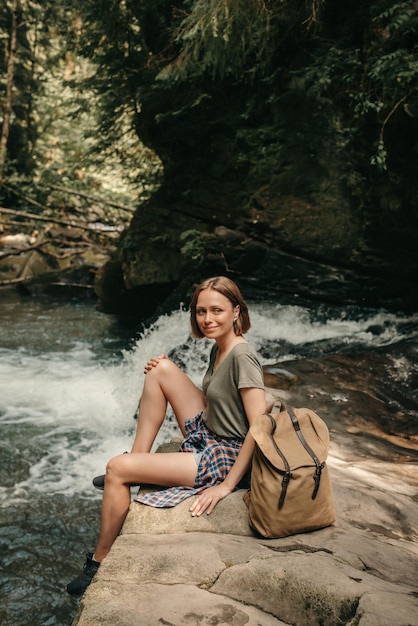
[189,386,266,517]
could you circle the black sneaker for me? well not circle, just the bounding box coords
[66,552,100,597]
[92,474,105,490]
[92,473,140,491]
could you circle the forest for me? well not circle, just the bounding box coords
[1,0,417,317]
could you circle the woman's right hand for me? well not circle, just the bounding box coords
[144,354,168,374]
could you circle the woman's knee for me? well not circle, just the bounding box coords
[157,357,179,374]
[145,357,180,384]
[105,454,126,481]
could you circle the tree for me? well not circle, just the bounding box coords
[0,0,54,181]
[0,0,18,181]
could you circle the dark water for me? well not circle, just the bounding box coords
[0,290,417,626]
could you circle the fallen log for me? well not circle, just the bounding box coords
[42,183,135,213]
[0,206,119,236]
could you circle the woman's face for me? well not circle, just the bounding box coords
[195,288,239,341]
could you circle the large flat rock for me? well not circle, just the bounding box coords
[72,439,418,626]
[122,489,253,536]
[73,581,287,625]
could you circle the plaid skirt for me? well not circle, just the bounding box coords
[135,412,243,508]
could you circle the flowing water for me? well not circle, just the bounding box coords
[0,290,417,626]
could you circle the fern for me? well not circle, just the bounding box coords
[371,1,416,35]
[157,0,272,81]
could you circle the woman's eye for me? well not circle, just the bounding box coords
[196,309,205,315]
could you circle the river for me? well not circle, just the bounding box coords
[0,289,417,626]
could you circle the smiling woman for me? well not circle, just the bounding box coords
[66,275,266,598]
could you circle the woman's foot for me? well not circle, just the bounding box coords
[66,553,100,597]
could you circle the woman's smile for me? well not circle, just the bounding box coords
[195,289,238,341]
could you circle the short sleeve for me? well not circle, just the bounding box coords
[236,352,265,390]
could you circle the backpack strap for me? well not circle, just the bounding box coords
[266,413,292,510]
[287,406,324,500]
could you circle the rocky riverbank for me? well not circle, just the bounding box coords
[71,380,418,626]
[70,445,418,626]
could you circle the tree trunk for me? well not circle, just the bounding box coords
[0,0,18,181]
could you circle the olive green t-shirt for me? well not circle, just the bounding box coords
[201,342,264,439]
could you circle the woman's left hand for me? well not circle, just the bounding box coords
[189,483,232,517]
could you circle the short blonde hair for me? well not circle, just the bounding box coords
[189,276,251,339]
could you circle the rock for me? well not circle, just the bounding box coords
[18,265,97,298]
[122,489,252,537]
[0,231,38,247]
[71,437,418,626]
[74,579,286,625]
[212,551,417,626]
[69,343,418,624]
[263,364,299,390]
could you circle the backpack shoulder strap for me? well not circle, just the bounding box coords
[266,413,291,510]
[287,406,324,500]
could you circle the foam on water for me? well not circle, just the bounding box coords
[248,303,417,352]
[0,301,417,503]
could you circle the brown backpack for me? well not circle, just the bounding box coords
[243,405,335,538]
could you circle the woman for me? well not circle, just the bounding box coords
[66,276,266,597]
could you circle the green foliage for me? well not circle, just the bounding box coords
[0,0,162,217]
[1,0,416,248]
[370,140,388,171]
[181,227,233,268]
[289,0,417,180]
[158,0,272,81]
[180,229,207,263]
[371,1,416,33]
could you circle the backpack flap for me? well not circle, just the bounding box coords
[250,409,329,471]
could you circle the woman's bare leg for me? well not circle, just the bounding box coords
[94,451,197,561]
[68,360,206,594]
[131,358,205,453]
[93,359,204,561]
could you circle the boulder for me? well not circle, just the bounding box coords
[71,440,418,626]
